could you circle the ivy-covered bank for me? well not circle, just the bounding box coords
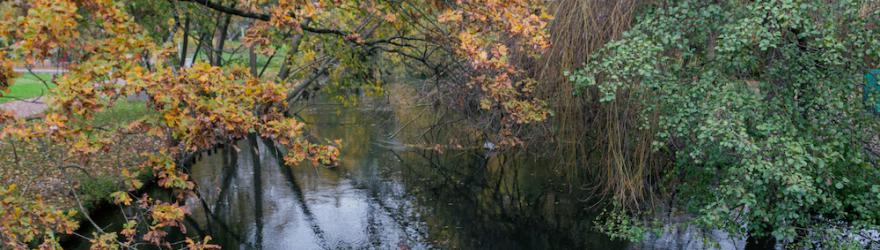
[571,0,880,247]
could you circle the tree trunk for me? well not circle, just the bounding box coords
[192,32,206,65]
[180,15,191,68]
[212,4,234,66]
[249,46,258,76]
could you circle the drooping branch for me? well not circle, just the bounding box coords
[177,0,337,34]
[178,0,270,20]
[176,0,400,42]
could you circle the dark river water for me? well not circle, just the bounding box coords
[70,84,634,249]
[184,85,628,249]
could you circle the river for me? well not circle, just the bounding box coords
[181,83,629,249]
[65,83,646,249]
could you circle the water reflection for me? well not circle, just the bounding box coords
[184,85,627,249]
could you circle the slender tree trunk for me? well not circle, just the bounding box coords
[192,32,207,64]
[211,3,234,66]
[249,46,258,76]
[203,9,221,63]
[180,15,191,68]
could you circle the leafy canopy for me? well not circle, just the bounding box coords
[570,0,880,244]
[0,0,552,248]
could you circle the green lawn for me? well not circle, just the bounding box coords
[92,100,155,128]
[193,40,287,78]
[0,73,56,103]
[2,73,153,126]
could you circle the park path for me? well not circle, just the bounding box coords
[13,68,67,74]
[0,68,62,118]
[1,68,146,118]
[0,97,47,118]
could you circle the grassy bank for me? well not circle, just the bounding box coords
[0,73,56,103]
[92,99,155,128]
[0,97,158,212]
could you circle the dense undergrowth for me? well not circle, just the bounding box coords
[569,0,880,246]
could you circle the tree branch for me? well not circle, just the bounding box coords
[178,0,351,37]
[178,0,270,20]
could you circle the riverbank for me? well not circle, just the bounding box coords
[0,74,157,220]
[0,131,162,211]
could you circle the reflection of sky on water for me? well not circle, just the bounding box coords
[185,87,627,250]
[189,135,428,249]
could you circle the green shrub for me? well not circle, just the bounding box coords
[572,0,880,245]
[77,175,118,210]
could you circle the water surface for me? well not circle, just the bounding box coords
[184,90,627,249]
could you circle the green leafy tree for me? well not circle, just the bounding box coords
[570,0,880,245]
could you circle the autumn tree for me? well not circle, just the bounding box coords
[0,0,552,248]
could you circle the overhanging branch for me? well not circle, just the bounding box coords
[177,0,346,36]
[179,0,270,20]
